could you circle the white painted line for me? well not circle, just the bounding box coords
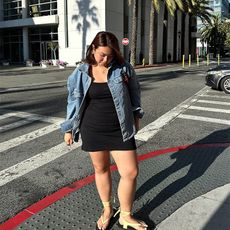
[1,80,66,92]
[135,87,208,142]
[0,141,82,187]
[186,106,230,114]
[0,113,12,121]
[0,123,60,153]
[0,119,34,133]
[0,109,63,124]
[206,90,225,94]
[178,114,230,125]
[197,100,230,106]
[199,94,230,100]
[0,87,213,186]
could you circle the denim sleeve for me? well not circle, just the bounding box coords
[60,74,77,133]
[66,75,77,120]
[126,64,144,119]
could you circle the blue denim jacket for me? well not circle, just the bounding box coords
[60,61,144,142]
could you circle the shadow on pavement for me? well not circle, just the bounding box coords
[133,128,230,228]
[202,194,230,230]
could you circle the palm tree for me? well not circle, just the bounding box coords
[200,15,225,57]
[185,0,213,24]
[221,20,230,48]
[148,0,185,65]
[128,0,138,66]
[184,0,213,57]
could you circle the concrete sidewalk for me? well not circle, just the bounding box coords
[157,184,230,230]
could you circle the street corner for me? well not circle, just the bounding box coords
[1,143,229,230]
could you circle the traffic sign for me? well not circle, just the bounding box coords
[122,38,129,46]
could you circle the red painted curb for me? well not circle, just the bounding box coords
[1,143,229,230]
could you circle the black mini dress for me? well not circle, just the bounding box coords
[80,82,136,151]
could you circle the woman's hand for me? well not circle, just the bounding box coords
[135,117,140,133]
[64,132,73,145]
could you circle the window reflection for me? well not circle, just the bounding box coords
[29,0,57,17]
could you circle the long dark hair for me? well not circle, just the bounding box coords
[85,31,125,65]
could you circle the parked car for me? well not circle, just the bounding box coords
[205,65,230,94]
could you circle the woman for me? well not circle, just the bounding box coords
[61,31,147,230]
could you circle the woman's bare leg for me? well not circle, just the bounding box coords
[111,150,147,230]
[89,151,113,229]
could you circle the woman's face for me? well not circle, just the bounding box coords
[93,46,113,67]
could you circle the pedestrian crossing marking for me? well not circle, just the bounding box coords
[199,94,230,100]
[0,109,63,124]
[178,114,230,125]
[0,113,12,121]
[0,123,60,153]
[0,86,229,188]
[185,105,230,114]
[0,141,82,187]
[197,100,230,106]
[135,88,208,142]
[0,119,38,133]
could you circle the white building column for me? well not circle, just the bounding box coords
[22,0,29,61]
[23,27,29,61]
[156,1,165,63]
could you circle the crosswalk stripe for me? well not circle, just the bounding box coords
[186,105,230,114]
[2,86,228,186]
[178,114,230,125]
[0,113,12,121]
[0,109,63,124]
[0,123,60,153]
[199,94,230,100]
[197,100,230,106]
[135,87,209,142]
[0,141,82,187]
[0,119,34,132]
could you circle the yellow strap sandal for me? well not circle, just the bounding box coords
[96,200,114,230]
[115,209,148,230]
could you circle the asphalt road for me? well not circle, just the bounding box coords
[0,63,229,224]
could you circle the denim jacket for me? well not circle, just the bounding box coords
[60,61,144,142]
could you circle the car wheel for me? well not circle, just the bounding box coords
[220,76,230,94]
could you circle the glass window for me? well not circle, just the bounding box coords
[2,29,23,63]
[3,0,22,20]
[29,0,57,17]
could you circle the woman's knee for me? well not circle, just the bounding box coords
[120,166,139,180]
[93,164,110,175]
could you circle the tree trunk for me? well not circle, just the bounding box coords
[130,0,138,66]
[149,2,155,65]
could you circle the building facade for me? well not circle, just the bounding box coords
[0,0,194,66]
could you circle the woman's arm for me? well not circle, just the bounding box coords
[126,63,144,119]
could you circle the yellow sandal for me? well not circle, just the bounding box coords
[96,200,114,230]
[115,209,148,230]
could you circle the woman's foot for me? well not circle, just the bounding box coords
[118,211,148,230]
[97,206,114,230]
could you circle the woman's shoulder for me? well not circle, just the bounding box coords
[120,61,135,76]
[112,61,133,71]
[68,63,90,80]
